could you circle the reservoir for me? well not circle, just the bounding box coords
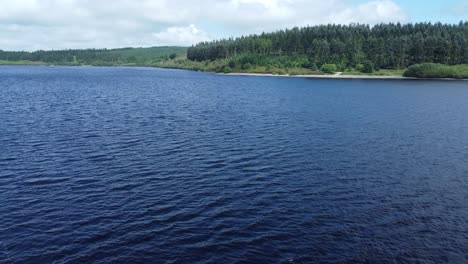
[1,66,467,263]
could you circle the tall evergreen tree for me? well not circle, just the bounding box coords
[187,22,468,69]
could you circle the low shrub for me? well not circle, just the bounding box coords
[404,63,468,79]
[320,64,337,74]
[228,60,236,69]
[242,63,252,70]
[355,64,364,72]
[223,66,232,73]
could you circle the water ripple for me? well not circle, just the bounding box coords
[1,66,468,263]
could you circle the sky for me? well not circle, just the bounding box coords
[0,0,466,51]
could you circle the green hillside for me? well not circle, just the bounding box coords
[0,46,187,66]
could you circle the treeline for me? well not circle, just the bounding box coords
[188,22,468,70]
[0,47,187,65]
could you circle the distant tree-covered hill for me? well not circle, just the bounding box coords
[187,22,468,70]
[0,46,187,66]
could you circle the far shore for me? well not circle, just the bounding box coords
[1,62,467,81]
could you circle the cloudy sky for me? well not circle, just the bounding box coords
[0,0,466,51]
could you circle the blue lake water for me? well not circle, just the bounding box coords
[1,66,468,263]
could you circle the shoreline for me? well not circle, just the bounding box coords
[221,72,409,80]
[1,63,467,81]
[219,72,468,81]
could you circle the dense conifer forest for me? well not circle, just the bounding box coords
[187,22,468,71]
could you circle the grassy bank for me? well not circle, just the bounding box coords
[0,57,406,77]
[344,68,405,76]
[404,63,468,79]
[153,52,410,76]
[155,58,323,75]
[154,57,410,77]
[0,60,47,65]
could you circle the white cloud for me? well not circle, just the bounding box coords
[205,0,408,32]
[152,25,210,46]
[0,0,408,51]
[335,0,407,25]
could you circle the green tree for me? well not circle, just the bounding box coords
[361,60,374,73]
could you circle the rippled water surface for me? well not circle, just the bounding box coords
[1,66,468,263]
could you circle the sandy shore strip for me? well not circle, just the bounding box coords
[221,72,411,80]
[219,72,468,81]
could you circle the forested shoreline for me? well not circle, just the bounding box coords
[188,22,468,70]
